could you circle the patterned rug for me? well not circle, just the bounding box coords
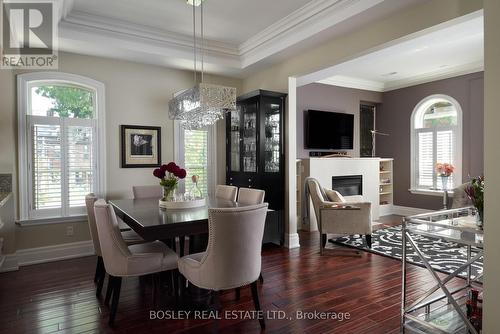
[331,225,483,280]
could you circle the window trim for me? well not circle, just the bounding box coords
[17,72,106,221]
[410,94,463,194]
[174,121,217,198]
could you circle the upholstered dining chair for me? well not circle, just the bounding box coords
[215,185,238,201]
[306,178,372,255]
[235,187,266,295]
[178,203,269,329]
[94,199,179,325]
[85,194,146,298]
[132,185,163,199]
[237,188,265,205]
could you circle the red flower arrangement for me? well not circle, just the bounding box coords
[435,162,455,177]
[153,162,186,201]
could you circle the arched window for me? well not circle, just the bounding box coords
[18,72,106,220]
[411,94,462,192]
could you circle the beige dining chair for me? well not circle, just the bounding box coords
[94,199,179,325]
[237,188,265,205]
[132,185,163,199]
[215,185,238,201]
[85,194,146,297]
[178,203,269,329]
[235,187,266,296]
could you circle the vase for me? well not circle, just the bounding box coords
[476,208,484,230]
[162,185,177,202]
[440,175,449,191]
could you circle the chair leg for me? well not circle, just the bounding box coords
[172,270,179,304]
[365,234,372,248]
[109,276,122,325]
[250,281,265,330]
[259,272,264,284]
[94,256,103,283]
[235,287,240,300]
[320,233,326,255]
[104,276,114,305]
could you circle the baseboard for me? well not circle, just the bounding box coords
[0,240,95,272]
[392,205,431,217]
[284,232,300,249]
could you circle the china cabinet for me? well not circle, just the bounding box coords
[226,90,287,244]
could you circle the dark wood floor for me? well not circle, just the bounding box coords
[0,216,463,334]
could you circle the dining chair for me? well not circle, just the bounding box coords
[215,185,238,201]
[86,194,146,298]
[178,203,269,329]
[237,188,265,205]
[94,199,179,325]
[235,187,266,296]
[132,185,163,199]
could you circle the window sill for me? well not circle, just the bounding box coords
[409,189,454,197]
[16,215,87,227]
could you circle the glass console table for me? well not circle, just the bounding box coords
[401,207,483,334]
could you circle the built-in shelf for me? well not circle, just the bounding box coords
[379,159,393,216]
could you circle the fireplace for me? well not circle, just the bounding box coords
[332,175,363,196]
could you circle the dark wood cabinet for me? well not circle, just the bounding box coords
[226,90,287,245]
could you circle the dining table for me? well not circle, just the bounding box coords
[109,197,275,255]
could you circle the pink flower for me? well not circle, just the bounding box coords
[153,168,165,179]
[165,162,178,173]
[176,168,187,179]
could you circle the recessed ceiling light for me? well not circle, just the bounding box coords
[187,0,206,6]
[439,64,449,68]
[381,71,398,77]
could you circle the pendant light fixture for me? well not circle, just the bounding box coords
[168,0,236,129]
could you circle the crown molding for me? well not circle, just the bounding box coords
[318,61,484,92]
[239,0,385,67]
[318,75,385,91]
[56,0,388,75]
[383,61,484,91]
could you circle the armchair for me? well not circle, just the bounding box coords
[306,178,372,255]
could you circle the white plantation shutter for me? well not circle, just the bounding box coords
[437,130,454,188]
[184,130,208,195]
[67,123,94,210]
[417,131,434,187]
[31,120,62,215]
[28,116,96,218]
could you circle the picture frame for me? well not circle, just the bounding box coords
[121,125,161,168]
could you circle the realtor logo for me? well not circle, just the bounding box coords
[1,0,58,69]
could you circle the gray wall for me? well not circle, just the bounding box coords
[297,83,383,158]
[376,72,484,210]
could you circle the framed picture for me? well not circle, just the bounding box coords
[121,125,161,168]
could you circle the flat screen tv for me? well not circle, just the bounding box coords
[305,110,354,149]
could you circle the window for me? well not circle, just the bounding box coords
[18,73,105,220]
[174,122,217,197]
[411,94,462,193]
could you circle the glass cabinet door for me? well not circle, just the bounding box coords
[242,102,257,172]
[263,100,281,173]
[229,109,240,172]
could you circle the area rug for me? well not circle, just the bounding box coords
[331,225,483,280]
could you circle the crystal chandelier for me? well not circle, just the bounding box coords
[168,0,236,129]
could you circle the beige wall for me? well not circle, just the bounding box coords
[483,0,499,331]
[0,52,241,251]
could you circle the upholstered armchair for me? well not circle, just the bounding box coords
[215,185,238,201]
[306,178,372,255]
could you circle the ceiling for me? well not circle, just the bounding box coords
[71,0,310,45]
[56,0,423,77]
[316,12,484,91]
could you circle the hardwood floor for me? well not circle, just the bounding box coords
[0,215,463,333]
